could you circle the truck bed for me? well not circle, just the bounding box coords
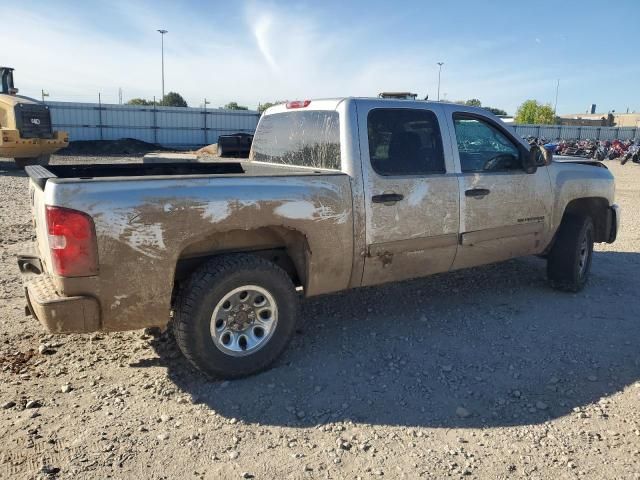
[25,161,340,189]
[26,159,354,331]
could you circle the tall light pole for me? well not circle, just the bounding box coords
[203,98,211,144]
[436,62,444,101]
[553,79,560,115]
[157,29,168,101]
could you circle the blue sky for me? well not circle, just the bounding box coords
[5,0,640,114]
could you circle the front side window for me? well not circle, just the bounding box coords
[368,109,445,176]
[250,111,340,170]
[453,115,521,172]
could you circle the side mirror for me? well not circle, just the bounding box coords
[525,145,551,173]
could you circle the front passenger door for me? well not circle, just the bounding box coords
[450,113,553,270]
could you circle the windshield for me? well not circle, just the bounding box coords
[249,111,341,170]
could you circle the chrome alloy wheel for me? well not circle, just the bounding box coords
[210,285,278,357]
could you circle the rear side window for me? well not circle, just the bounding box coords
[250,111,340,170]
[368,109,445,176]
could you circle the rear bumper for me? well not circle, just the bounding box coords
[607,204,621,243]
[0,130,69,158]
[20,260,100,334]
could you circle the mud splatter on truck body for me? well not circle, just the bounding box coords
[28,161,354,331]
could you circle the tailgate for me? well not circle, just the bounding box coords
[27,172,53,273]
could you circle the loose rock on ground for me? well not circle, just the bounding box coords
[1,156,639,478]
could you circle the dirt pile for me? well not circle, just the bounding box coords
[58,139,166,157]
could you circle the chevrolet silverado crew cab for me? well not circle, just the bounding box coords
[18,98,620,378]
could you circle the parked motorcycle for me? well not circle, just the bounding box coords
[607,139,630,160]
[594,140,610,161]
[524,136,637,164]
[621,142,639,165]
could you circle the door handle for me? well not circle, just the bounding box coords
[465,188,491,198]
[372,193,404,204]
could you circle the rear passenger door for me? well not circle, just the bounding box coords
[358,102,460,286]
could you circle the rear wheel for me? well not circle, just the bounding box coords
[15,154,51,169]
[547,215,594,292]
[173,254,299,379]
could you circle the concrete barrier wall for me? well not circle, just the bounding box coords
[48,101,261,149]
[512,124,639,141]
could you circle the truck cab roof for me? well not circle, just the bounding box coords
[263,97,497,117]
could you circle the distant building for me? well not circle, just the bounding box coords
[558,112,640,128]
[614,114,640,127]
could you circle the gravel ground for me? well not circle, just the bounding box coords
[1,156,639,480]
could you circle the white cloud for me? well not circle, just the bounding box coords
[251,13,279,72]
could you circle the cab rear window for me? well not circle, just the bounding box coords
[250,111,341,170]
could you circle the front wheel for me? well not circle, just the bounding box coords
[547,215,594,292]
[15,154,51,169]
[173,254,299,379]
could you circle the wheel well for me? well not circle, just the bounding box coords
[171,227,309,301]
[562,197,610,243]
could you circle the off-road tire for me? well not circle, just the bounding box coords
[547,215,594,292]
[173,254,299,379]
[15,154,51,169]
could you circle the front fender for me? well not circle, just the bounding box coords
[547,161,615,236]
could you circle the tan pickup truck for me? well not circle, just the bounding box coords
[18,98,620,378]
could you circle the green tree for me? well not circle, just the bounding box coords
[515,100,556,124]
[258,101,282,113]
[485,106,508,116]
[453,98,507,116]
[159,92,188,107]
[126,98,152,106]
[454,99,477,106]
[224,102,248,110]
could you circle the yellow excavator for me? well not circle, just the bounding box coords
[0,67,68,168]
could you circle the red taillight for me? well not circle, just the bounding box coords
[286,100,311,109]
[45,206,98,277]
